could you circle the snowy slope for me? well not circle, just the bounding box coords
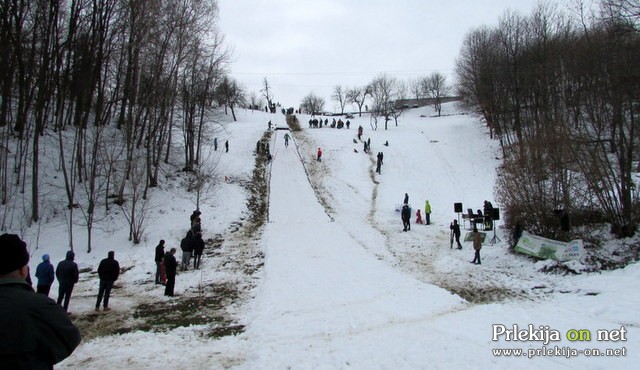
[28,103,638,369]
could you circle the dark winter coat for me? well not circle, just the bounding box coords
[155,244,165,263]
[164,252,178,277]
[180,236,194,252]
[55,251,79,287]
[450,223,461,237]
[401,205,411,221]
[97,254,120,282]
[193,237,205,256]
[35,261,55,286]
[0,278,81,369]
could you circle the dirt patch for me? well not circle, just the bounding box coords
[73,131,271,341]
[133,282,243,337]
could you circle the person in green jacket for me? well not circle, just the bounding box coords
[0,234,81,368]
[424,200,432,225]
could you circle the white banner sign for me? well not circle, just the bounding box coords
[514,231,584,261]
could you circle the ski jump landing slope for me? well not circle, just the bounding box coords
[241,133,466,369]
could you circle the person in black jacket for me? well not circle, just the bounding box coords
[164,248,178,297]
[193,233,205,269]
[56,250,79,313]
[155,240,165,284]
[401,204,411,231]
[180,232,194,271]
[95,251,120,311]
[0,233,81,368]
[450,220,463,249]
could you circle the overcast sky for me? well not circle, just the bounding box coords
[218,0,553,111]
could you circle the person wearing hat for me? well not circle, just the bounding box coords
[56,250,79,313]
[0,233,81,368]
[35,253,55,296]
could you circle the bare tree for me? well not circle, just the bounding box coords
[261,77,274,112]
[346,86,370,117]
[248,91,264,111]
[410,78,424,102]
[216,76,246,121]
[390,80,409,126]
[369,74,398,130]
[422,72,450,117]
[332,85,347,114]
[300,93,325,115]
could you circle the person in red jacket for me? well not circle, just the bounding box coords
[316,148,322,162]
[415,209,423,224]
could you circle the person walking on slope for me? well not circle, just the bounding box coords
[424,200,431,225]
[416,209,423,224]
[284,132,291,148]
[0,233,82,368]
[155,240,165,284]
[95,251,120,311]
[56,251,79,313]
[403,193,409,205]
[35,253,55,296]
[450,220,463,249]
[401,204,411,231]
[164,248,178,297]
[471,226,482,265]
[376,152,383,174]
[317,147,322,162]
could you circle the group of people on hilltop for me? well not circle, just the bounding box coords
[308,117,351,129]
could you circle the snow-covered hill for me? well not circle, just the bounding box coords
[17,103,637,369]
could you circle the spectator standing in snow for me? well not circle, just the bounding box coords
[35,254,55,296]
[95,251,120,311]
[376,152,383,174]
[0,233,81,368]
[56,251,79,313]
[193,233,205,269]
[225,140,229,153]
[424,200,431,225]
[155,240,165,284]
[416,209,423,224]
[214,137,218,151]
[317,148,322,162]
[357,125,363,140]
[471,226,482,264]
[450,220,462,249]
[180,232,194,271]
[401,204,411,231]
[403,193,409,205]
[164,248,178,297]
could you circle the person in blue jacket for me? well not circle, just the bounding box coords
[35,254,55,296]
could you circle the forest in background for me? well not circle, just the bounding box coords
[456,0,640,240]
